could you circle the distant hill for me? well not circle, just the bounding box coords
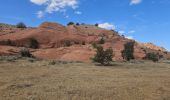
[0,22,169,62]
[0,23,24,35]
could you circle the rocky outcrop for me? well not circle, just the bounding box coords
[138,43,166,52]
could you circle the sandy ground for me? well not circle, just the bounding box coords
[0,59,170,100]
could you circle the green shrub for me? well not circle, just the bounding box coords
[28,59,35,63]
[28,38,39,49]
[145,52,159,62]
[121,42,135,61]
[76,23,80,26]
[16,22,27,28]
[67,22,74,26]
[19,48,33,58]
[92,43,97,48]
[99,37,105,44]
[64,40,71,47]
[95,23,98,27]
[0,56,20,62]
[93,46,113,65]
[49,60,56,65]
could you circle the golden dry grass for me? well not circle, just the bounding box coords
[0,59,170,100]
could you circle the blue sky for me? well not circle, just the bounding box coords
[0,0,170,50]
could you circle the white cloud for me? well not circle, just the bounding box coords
[128,30,135,34]
[118,30,125,34]
[65,15,69,18]
[130,0,142,5]
[30,0,48,5]
[75,11,82,15]
[98,23,116,30]
[37,11,44,18]
[30,0,79,17]
[126,36,134,39]
[45,0,78,13]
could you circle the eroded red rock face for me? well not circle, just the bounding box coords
[0,45,19,56]
[0,22,169,62]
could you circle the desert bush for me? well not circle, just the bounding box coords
[99,37,105,44]
[93,46,113,65]
[121,35,125,38]
[49,60,56,65]
[16,22,27,28]
[145,52,159,62]
[82,41,86,45]
[19,48,33,58]
[49,60,70,65]
[67,22,74,26]
[164,51,168,54]
[95,23,98,27]
[159,55,164,59]
[64,40,71,47]
[76,23,80,26]
[143,49,146,53]
[121,42,135,61]
[28,38,39,49]
[74,41,80,44]
[0,56,20,62]
[92,43,97,48]
[28,58,35,63]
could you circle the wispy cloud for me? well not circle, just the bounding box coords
[37,11,44,18]
[126,36,134,39]
[130,0,142,5]
[74,11,82,15]
[118,31,125,34]
[30,0,80,18]
[98,23,116,30]
[30,0,48,5]
[128,30,135,34]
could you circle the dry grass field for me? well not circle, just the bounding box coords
[0,58,170,100]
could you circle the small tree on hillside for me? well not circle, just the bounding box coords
[121,42,135,61]
[19,48,33,58]
[16,22,27,28]
[145,52,159,62]
[67,22,74,26]
[93,46,113,65]
[76,23,80,26]
[95,23,98,27]
[28,38,39,49]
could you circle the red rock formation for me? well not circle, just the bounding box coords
[0,22,169,62]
